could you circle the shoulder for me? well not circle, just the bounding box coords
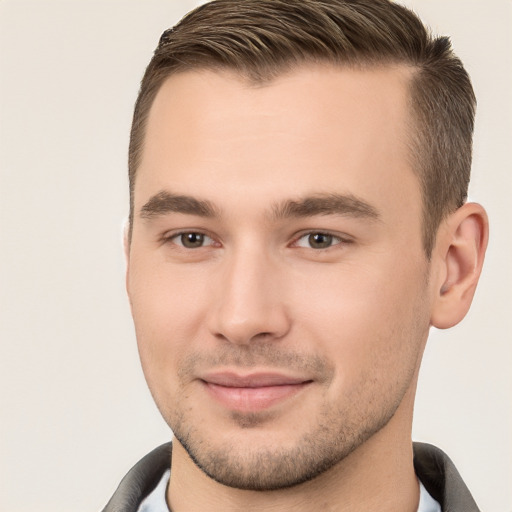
[101,443,173,512]
[413,442,480,512]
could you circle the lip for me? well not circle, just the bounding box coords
[201,371,313,412]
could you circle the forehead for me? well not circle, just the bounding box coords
[135,64,419,221]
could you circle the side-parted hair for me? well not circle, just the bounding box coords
[129,0,476,257]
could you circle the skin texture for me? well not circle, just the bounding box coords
[126,65,488,512]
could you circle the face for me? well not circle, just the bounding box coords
[127,65,432,490]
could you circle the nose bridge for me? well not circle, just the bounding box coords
[209,240,289,344]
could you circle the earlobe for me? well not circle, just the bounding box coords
[430,202,489,329]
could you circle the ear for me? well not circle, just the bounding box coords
[430,202,489,329]
[122,217,131,295]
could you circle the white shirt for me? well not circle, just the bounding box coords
[137,469,170,512]
[136,470,442,512]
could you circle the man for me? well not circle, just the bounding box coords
[103,1,488,510]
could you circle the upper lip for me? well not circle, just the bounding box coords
[201,371,312,388]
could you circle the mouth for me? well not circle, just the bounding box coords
[200,371,313,412]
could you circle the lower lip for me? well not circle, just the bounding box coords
[203,381,310,412]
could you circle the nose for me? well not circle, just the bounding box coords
[207,246,291,346]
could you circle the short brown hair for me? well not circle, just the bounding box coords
[129,0,476,256]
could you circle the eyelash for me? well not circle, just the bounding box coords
[162,230,218,249]
[291,231,353,251]
[162,230,351,251]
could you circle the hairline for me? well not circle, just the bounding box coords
[128,60,434,252]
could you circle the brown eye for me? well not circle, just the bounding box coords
[294,232,342,250]
[179,232,205,248]
[307,233,334,249]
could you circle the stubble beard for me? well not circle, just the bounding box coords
[171,405,401,491]
[164,352,412,491]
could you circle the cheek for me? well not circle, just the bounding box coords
[129,250,211,328]
[128,257,211,386]
[292,257,430,382]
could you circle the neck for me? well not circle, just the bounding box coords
[168,384,420,512]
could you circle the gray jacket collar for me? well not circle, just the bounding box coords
[102,442,480,512]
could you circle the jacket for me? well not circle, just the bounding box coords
[101,442,480,512]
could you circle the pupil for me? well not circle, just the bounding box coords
[182,233,204,248]
[309,233,332,248]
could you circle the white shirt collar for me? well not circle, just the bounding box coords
[136,469,442,512]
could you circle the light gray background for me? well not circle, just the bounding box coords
[0,1,510,511]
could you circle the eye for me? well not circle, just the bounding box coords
[171,232,215,249]
[294,232,342,249]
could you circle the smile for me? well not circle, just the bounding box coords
[201,372,313,412]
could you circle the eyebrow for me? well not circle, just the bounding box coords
[140,191,219,219]
[271,193,380,221]
[139,190,380,223]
